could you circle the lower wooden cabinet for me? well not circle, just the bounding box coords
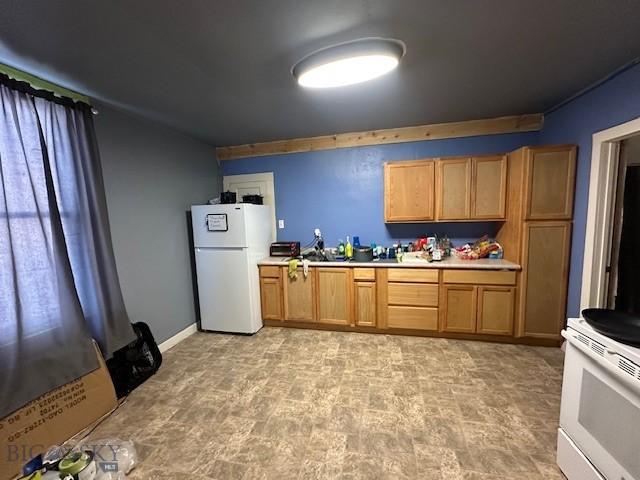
[317,268,352,325]
[477,286,515,335]
[354,281,376,327]
[520,221,571,338]
[441,284,515,335]
[258,265,533,343]
[441,285,477,333]
[259,277,282,320]
[282,267,316,321]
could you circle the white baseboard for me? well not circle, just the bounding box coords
[158,323,198,353]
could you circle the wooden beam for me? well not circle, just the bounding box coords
[216,113,543,161]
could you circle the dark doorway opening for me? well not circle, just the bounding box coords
[607,135,640,314]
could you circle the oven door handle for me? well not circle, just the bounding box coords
[562,330,640,393]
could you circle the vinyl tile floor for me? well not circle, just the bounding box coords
[89,327,566,479]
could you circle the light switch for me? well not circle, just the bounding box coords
[278,219,285,229]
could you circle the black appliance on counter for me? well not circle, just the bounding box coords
[220,191,237,204]
[270,241,300,257]
[242,194,264,205]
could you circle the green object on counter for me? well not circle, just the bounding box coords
[338,239,345,256]
[288,259,299,279]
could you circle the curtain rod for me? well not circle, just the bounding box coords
[0,62,91,105]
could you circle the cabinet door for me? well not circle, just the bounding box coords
[282,267,315,322]
[384,160,435,222]
[471,155,507,219]
[441,285,477,333]
[524,146,576,220]
[354,281,376,327]
[477,286,514,335]
[317,268,352,325]
[437,158,471,220]
[260,277,282,320]
[520,222,571,338]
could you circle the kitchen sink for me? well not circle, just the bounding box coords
[304,254,331,262]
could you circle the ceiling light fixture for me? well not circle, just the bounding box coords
[292,37,405,89]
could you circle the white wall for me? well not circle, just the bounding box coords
[94,102,219,343]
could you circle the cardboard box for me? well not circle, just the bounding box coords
[0,342,117,480]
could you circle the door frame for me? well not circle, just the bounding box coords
[223,172,276,240]
[581,116,640,311]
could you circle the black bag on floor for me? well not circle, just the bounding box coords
[106,322,162,398]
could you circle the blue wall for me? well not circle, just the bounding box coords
[223,132,539,247]
[223,61,640,319]
[539,62,640,318]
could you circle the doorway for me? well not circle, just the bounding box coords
[223,172,276,239]
[606,135,640,313]
[582,116,640,311]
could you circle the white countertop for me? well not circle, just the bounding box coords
[259,256,521,270]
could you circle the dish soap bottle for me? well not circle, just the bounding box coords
[338,239,345,257]
[345,236,353,259]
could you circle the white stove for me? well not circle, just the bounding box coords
[558,317,640,480]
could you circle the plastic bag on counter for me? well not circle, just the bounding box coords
[69,438,138,479]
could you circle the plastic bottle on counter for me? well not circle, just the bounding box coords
[345,236,353,259]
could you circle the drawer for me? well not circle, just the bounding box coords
[353,268,375,281]
[387,268,439,283]
[442,269,516,286]
[259,265,281,278]
[388,282,439,307]
[388,306,438,331]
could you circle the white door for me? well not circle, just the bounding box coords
[223,172,276,240]
[194,247,254,333]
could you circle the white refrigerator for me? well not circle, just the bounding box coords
[191,204,274,334]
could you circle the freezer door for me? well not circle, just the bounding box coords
[244,204,275,249]
[195,247,257,333]
[191,204,247,248]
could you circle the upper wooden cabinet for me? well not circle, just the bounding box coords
[436,158,472,220]
[384,148,573,224]
[384,160,435,222]
[524,146,576,220]
[436,156,508,221]
[317,268,352,325]
[282,267,316,322]
[472,155,507,219]
[386,155,506,222]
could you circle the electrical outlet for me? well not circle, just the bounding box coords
[278,219,285,229]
